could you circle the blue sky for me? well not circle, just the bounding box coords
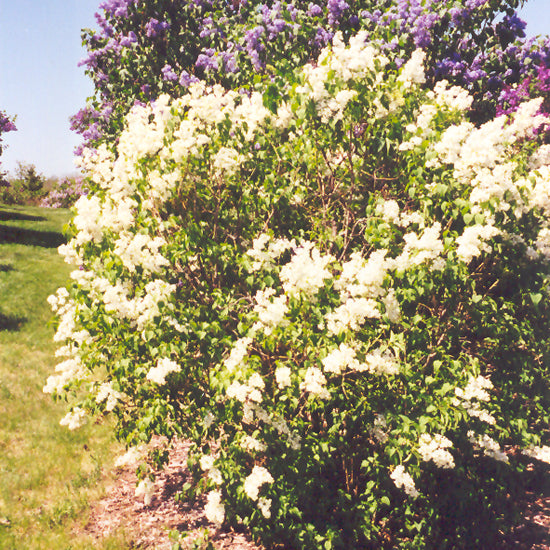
[0,0,549,178]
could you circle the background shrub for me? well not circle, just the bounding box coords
[74,0,550,151]
[0,162,47,206]
[41,176,88,209]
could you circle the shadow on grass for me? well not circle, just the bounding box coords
[0,210,46,222]
[0,313,27,331]
[0,264,13,272]
[0,226,66,248]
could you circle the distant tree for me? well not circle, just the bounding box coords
[1,162,47,205]
[16,163,45,195]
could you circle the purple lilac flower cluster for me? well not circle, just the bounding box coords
[0,113,17,135]
[497,58,550,117]
[40,177,87,209]
[73,0,550,152]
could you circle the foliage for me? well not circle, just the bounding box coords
[49,33,550,548]
[41,176,88,208]
[73,0,550,151]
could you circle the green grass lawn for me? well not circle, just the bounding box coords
[0,204,128,549]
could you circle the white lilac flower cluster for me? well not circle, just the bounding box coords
[200,454,223,485]
[246,234,295,272]
[321,343,400,376]
[112,232,169,273]
[467,431,508,463]
[224,336,253,372]
[427,95,550,261]
[135,478,155,506]
[275,366,292,389]
[146,358,181,385]
[59,407,87,431]
[68,270,176,333]
[390,465,419,498]
[43,357,86,395]
[279,241,334,297]
[522,445,550,464]
[243,465,274,519]
[300,367,330,399]
[400,77,472,152]
[397,49,426,88]
[252,288,289,336]
[455,222,500,264]
[114,445,146,468]
[95,381,123,412]
[226,373,265,404]
[417,433,455,469]
[297,31,388,122]
[204,490,225,525]
[453,374,496,425]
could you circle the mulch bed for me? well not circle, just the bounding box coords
[83,439,262,549]
[83,439,548,549]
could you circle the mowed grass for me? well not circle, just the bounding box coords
[0,204,129,549]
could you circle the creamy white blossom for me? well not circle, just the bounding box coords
[224,337,252,372]
[146,358,181,385]
[417,433,455,469]
[381,289,401,323]
[59,407,87,430]
[397,49,426,88]
[252,288,289,335]
[275,366,292,389]
[114,445,146,468]
[468,431,508,463]
[257,497,272,518]
[390,465,419,497]
[43,357,86,394]
[300,367,330,399]
[95,382,123,412]
[361,348,400,376]
[390,223,445,271]
[325,297,381,334]
[431,80,473,111]
[204,490,225,525]
[376,199,400,224]
[523,445,550,464]
[279,241,334,297]
[243,465,274,501]
[240,435,267,453]
[135,478,155,506]
[113,232,169,273]
[321,343,358,374]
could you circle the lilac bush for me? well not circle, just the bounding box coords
[73,0,549,152]
[51,2,550,547]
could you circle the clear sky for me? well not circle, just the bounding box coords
[0,0,549,178]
